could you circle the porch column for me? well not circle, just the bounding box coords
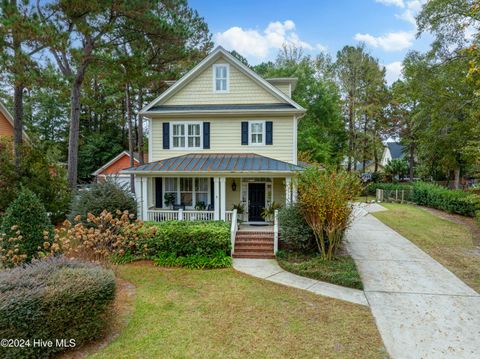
[285,176,292,205]
[142,177,148,221]
[134,176,143,218]
[292,181,298,203]
[214,177,220,220]
[220,177,226,220]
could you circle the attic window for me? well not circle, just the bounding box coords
[213,64,229,93]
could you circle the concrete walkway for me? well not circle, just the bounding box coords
[233,258,368,306]
[346,207,480,359]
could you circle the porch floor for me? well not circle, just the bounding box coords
[239,223,274,232]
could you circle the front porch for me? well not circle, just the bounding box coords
[135,176,296,223]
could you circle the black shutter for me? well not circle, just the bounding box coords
[241,122,248,145]
[163,122,170,149]
[155,178,163,208]
[203,122,210,149]
[266,121,273,145]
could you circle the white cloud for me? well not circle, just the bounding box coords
[214,20,325,61]
[375,0,404,8]
[394,0,425,26]
[383,61,403,84]
[354,31,414,51]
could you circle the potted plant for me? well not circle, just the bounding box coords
[164,193,176,209]
[261,201,282,223]
[195,201,206,210]
[232,203,245,222]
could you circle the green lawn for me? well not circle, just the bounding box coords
[90,262,385,359]
[373,203,480,292]
[277,253,363,289]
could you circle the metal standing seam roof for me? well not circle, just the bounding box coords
[123,153,303,173]
[147,103,295,112]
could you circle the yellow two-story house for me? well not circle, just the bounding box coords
[124,46,306,223]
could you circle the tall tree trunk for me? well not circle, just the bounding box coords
[125,83,135,194]
[137,88,144,164]
[362,114,368,173]
[454,166,460,190]
[373,132,378,173]
[347,95,354,172]
[67,78,83,188]
[13,83,24,168]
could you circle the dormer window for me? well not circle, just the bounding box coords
[213,64,229,93]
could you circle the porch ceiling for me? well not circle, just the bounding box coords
[122,153,303,174]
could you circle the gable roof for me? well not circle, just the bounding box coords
[0,102,30,141]
[92,151,142,176]
[141,46,306,115]
[387,142,405,160]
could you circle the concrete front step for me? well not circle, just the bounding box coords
[232,253,276,259]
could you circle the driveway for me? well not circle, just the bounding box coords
[346,206,480,359]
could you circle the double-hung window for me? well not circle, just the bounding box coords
[161,178,210,208]
[249,121,265,145]
[213,64,229,92]
[195,178,209,206]
[171,122,202,149]
[180,178,193,206]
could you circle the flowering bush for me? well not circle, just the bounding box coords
[296,166,361,260]
[58,210,148,263]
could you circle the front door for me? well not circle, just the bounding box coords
[248,183,265,221]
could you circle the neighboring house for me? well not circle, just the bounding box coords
[92,151,145,188]
[122,46,306,223]
[0,102,29,143]
[380,142,406,167]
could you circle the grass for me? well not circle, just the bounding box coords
[277,252,363,289]
[373,203,480,292]
[91,262,385,359]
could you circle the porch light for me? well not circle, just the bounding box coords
[232,180,237,191]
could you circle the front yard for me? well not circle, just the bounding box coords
[91,262,386,359]
[372,203,480,292]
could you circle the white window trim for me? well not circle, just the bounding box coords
[161,177,211,210]
[170,121,203,150]
[212,63,229,93]
[248,120,266,146]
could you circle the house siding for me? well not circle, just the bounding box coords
[151,116,295,163]
[272,83,290,97]
[100,154,139,175]
[0,111,13,137]
[163,58,282,105]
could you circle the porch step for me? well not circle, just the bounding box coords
[232,253,276,259]
[233,231,275,259]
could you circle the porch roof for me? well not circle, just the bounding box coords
[122,153,303,174]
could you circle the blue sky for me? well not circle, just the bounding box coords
[189,0,432,83]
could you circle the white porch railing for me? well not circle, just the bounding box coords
[146,209,232,222]
[230,209,238,256]
[273,209,279,255]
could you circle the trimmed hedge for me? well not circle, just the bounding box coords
[412,182,480,218]
[153,251,232,269]
[278,205,316,253]
[139,221,231,257]
[0,257,115,358]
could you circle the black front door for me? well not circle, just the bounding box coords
[248,183,265,221]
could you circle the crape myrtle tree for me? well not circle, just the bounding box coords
[37,0,212,188]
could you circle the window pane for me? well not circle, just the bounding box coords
[195,178,209,191]
[216,66,222,78]
[180,178,192,191]
[257,134,263,143]
[216,79,222,91]
[196,193,208,205]
[252,123,262,133]
[194,137,200,147]
[188,137,193,147]
[179,137,185,147]
[188,124,200,136]
[165,178,177,192]
[221,79,226,90]
[180,193,192,206]
[221,67,227,78]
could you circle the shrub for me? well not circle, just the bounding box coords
[296,166,361,260]
[139,221,230,257]
[69,179,137,224]
[58,210,146,263]
[0,256,115,358]
[153,251,232,269]
[0,189,53,266]
[278,205,315,253]
[412,182,480,218]
[0,140,71,223]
